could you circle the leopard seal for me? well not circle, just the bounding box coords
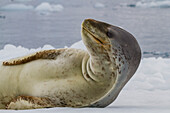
[0,19,141,110]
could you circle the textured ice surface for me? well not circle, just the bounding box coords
[0,41,169,112]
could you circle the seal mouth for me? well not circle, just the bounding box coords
[82,27,104,45]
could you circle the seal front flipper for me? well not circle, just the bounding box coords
[3,49,65,66]
[6,96,54,110]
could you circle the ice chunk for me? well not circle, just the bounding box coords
[0,3,34,11]
[70,40,86,50]
[0,44,55,61]
[0,15,5,19]
[35,2,53,12]
[51,4,64,12]
[129,0,170,8]
[94,3,105,8]
[14,0,32,2]
[35,2,64,12]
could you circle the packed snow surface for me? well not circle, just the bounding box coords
[0,40,169,113]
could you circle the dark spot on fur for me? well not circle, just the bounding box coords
[116,66,119,70]
[101,74,104,77]
[122,61,124,64]
[102,67,105,71]
[119,58,121,61]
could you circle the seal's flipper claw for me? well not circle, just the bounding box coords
[6,96,54,110]
[3,49,64,66]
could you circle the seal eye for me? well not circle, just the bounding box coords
[106,31,113,38]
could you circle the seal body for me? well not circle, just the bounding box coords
[0,48,115,109]
[0,19,141,109]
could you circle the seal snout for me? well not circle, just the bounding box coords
[82,19,110,45]
[82,18,102,30]
[82,18,96,30]
[83,18,97,24]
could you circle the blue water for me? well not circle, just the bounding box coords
[0,0,170,58]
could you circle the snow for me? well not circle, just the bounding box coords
[0,40,170,112]
[0,106,169,113]
[35,2,64,12]
[0,44,55,61]
[126,57,170,90]
[70,40,86,50]
[0,4,34,11]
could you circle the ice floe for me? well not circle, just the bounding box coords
[0,41,169,112]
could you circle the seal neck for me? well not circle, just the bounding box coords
[82,50,115,82]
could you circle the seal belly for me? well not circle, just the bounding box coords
[16,49,112,107]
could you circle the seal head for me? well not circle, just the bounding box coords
[81,19,141,107]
